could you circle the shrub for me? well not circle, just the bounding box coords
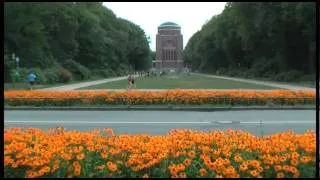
[63,60,91,80]
[299,74,315,82]
[44,68,60,84]
[57,68,73,83]
[17,68,47,84]
[92,69,118,78]
[272,70,304,82]
[17,68,30,83]
[4,60,12,83]
[250,57,278,78]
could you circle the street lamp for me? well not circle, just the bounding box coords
[11,53,20,88]
[15,56,20,81]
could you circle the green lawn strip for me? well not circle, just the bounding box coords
[77,75,277,90]
[247,77,316,88]
[203,73,316,88]
[4,82,51,90]
[4,76,108,90]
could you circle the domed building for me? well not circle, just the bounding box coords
[153,22,184,73]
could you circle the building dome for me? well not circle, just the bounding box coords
[159,22,180,28]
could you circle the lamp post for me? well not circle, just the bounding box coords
[15,56,20,81]
[11,53,20,88]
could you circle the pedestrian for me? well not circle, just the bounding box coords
[27,71,37,90]
[131,75,136,88]
[127,75,132,89]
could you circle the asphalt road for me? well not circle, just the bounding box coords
[4,110,315,136]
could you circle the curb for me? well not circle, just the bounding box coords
[4,106,316,111]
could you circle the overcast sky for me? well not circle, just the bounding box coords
[103,2,226,51]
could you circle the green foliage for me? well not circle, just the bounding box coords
[299,74,315,82]
[272,70,304,82]
[4,61,12,83]
[63,60,91,80]
[4,2,151,82]
[57,68,73,83]
[184,2,315,82]
[44,68,60,84]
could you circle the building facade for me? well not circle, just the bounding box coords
[153,22,184,72]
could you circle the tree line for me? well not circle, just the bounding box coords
[184,2,316,82]
[4,2,151,84]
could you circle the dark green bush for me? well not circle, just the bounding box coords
[63,60,91,80]
[57,68,73,83]
[272,70,304,82]
[299,74,315,82]
[44,68,60,84]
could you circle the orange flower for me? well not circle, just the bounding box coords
[274,165,282,172]
[240,163,248,172]
[199,168,207,177]
[187,150,196,159]
[177,164,186,171]
[76,153,85,160]
[107,162,117,172]
[277,172,285,178]
[179,172,187,178]
[257,167,263,173]
[216,174,223,178]
[234,155,243,162]
[249,170,259,177]
[96,165,105,171]
[290,159,298,166]
[74,166,81,176]
[3,127,316,178]
[250,160,260,168]
[300,156,311,164]
[100,152,108,159]
[183,158,192,167]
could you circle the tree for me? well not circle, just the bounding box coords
[4,2,151,82]
[184,2,315,81]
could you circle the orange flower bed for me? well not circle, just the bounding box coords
[4,128,316,178]
[4,89,316,106]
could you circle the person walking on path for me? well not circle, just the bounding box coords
[131,75,136,88]
[27,72,37,90]
[127,75,132,89]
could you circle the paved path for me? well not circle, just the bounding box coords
[39,73,315,91]
[4,110,315,136]
[192,73,316,91]
[40,76,131,91]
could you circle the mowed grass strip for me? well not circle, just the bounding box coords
[4,82,52,90]
[4,77,108,90]
[78,74,278,90]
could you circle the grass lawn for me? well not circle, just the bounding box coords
[4,76,106,90]
[204,72,316,88]
[247,77,316,88]
[4,82,52,90]
[78,74,278,90]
